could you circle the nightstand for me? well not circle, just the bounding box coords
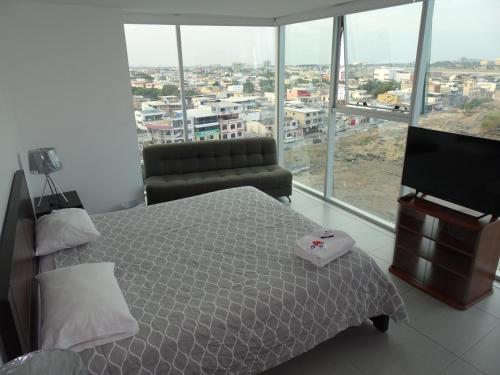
[34,190,83,219]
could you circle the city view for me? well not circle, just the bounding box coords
[125,1,499,224]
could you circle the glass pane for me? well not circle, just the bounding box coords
[180,26,275,142]
[283,18,333,193]
[343,2,422,111]
[419,0,500,141]
[331,116,408,222]
[124,25,185,179]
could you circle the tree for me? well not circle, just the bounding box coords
[259,79,274,93]
[132,72,154,82]
[243,80,255,94]
[294,77,310,85]
[360,80,400,98]
[184,89,198,97]
[131,87,161,100]
[161,85,180,97]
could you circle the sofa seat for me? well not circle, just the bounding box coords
[146,164,292,204]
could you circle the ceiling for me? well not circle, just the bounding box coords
[13,0,354,19]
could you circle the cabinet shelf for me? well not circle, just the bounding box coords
[391,194,500,310]
[398,224,474,258]
[396,244,470,280]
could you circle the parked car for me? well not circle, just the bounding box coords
[284,136,295,143]
[312,137,322,144]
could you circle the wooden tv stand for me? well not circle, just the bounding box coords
[390,194,500,309]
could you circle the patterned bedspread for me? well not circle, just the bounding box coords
[52,187,408,375]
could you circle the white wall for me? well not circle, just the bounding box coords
[2,1,143,214]
[0,3,23,232]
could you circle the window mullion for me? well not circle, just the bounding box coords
[275,25,286,166]
[175,25,189,142]
[409,0,435,127]
[325,17,343,198]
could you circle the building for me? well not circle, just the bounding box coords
[373,68,411,82]
[199,100,245,139]
[284,105,326,134]
[246,121,273,137]
[232,62,245,71]
[376,90,409,106]
[350,89,370,101]
[227,84,243,93]
[134,108,165,128]
[185,108,220,141]
[219,115,245,139]
[284,118,303,140]
[140,97,182,116]
[286,88,311,100]
[144,116,194,144]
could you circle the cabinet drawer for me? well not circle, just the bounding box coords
[396,228,431,258]
[425,264,467,303]
[432,220,478,254]
[398,206,434,237]
[393,246,428,283]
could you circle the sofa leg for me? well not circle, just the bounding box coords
[370,315,389,333]
[287,196,292,203]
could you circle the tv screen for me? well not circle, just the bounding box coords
[401,127,500,216]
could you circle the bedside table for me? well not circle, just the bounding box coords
[34,191,83,219]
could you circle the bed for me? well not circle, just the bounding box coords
[0,170,408,374]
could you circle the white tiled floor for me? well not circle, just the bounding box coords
[265,189,500,375]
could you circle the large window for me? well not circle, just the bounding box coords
[331,116,408,222]
[124,25,186,157]
[342,2,422,112]
[328,2,422,222]
[283,18,333,193]
[180,26,275,142]
[419,0,500,141]
[124,24,276,179]
[123,1,500,234]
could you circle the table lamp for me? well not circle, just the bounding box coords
[28,147,69,208]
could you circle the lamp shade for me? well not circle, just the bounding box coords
[28,148,63,175]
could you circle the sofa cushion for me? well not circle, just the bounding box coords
[146,165,292,204]
[143,138,278,178]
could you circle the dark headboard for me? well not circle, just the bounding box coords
[0,170,38,361]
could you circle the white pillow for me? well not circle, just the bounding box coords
[37,262,139,352]
[36,208,100,256]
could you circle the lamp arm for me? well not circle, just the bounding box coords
[47,175,69,203]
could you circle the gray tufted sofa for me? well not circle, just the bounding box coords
[143,137,293,205]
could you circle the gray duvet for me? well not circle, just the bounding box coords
[51,187,408,375]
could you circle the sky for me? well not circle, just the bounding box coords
[124,0,500,67]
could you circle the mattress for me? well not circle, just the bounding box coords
[48,186,408,375]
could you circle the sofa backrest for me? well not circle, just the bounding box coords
[143,137,278,178]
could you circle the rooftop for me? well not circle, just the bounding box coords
[186,108,218,118]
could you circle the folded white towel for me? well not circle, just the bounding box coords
[296,229,355,267]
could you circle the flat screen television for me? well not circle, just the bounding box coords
[401,127,500,216]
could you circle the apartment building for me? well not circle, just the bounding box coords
[186,108,220,141]
[284,105,326,134]
[373,68,412,82]
[199,100,245,139]
[134,108,165,129]
[144,116,194,144]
